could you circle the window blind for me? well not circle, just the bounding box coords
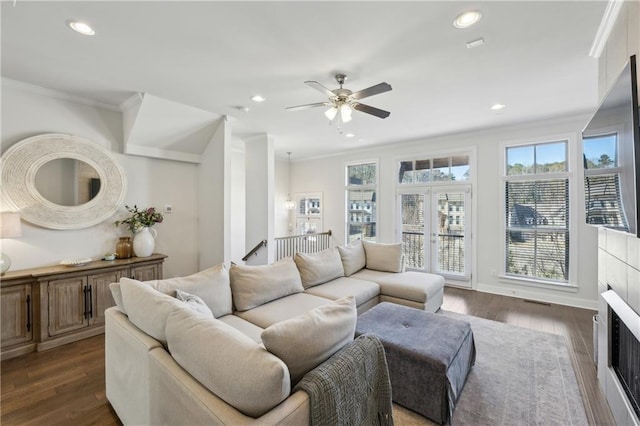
[584,174,628,231]
[505,179,569,281]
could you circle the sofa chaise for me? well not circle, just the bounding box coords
[106,239,445,425]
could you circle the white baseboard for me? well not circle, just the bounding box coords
[472,282,598,310]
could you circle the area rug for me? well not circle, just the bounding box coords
[393,311,588,425]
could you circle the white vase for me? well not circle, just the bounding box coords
[133,227,157,257]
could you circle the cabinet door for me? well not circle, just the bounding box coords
[130,264,160,281]
[1,284,33,347]
[48,277,87,336]
[89,270,122,325]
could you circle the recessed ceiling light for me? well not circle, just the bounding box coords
[251,95,266,102]
[453,11,482,29]
[68,21,95,36]
[490,103,506,111]
[345,133,355,138]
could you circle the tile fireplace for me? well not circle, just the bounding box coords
[598,228,640,426]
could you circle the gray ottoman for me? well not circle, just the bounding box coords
[355,303,475,424]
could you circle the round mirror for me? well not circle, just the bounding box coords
[1,134,127,230]
[34,159,101,207]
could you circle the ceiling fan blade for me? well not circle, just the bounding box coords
[305,81,336,98]
[286,102,331,111]
[351,82,392,100]
[353,103,391,119]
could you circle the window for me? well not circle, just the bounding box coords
[504,141,569,282]
[398,155,469,184]
[346,161,377,242]
[583,133,628,231]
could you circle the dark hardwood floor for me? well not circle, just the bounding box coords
[1,287,615,425]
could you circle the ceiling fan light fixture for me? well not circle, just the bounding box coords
[340,104,352,123]
[325,106,338,121]
[453,10,482,29]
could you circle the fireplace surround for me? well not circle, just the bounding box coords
[611,310,640,419]
[598,228,640,426]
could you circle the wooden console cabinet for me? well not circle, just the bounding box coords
[1,254,166,360]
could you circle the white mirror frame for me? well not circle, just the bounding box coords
[1,133,127,230]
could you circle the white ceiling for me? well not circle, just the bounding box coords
[1,1,607,159]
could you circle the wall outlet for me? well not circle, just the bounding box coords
[164,205,173,213]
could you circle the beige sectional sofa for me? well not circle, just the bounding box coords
[105,240,445,425]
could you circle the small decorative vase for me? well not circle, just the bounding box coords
[116,237,132,259]
[133,227,157,258]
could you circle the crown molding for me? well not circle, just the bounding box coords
[589,0,625,59]
[119,92,144,111]
[1,77,122,112]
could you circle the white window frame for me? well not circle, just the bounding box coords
[582,124,632,232]
[499,134,579,290]
[397,154,472,187]
[394,147,476,288]
[345,159,378,243]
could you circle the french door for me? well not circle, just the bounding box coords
[398,187,471,286]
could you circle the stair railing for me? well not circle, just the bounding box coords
[274,230,333,261]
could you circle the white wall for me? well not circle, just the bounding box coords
[291,114,599,309]
[198,117,231,269]
[230,145,246,264]
[244,134,274,265]
[1,80,199,278]
[274,157,291,238]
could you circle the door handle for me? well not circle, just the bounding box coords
[26,294,31,332]
[88,285,93,319]
[83,286,89,320]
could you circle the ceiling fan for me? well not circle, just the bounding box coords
[286,74,392,122]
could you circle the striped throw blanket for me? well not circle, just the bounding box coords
[294,334,393,426]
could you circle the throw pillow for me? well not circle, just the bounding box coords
[294,247,345,289]
[175,289,213,318]
[166,308,290,418]
[362,241,403,273]
[337,239,366,276]
[119,277,187,345]
[230,257,304,311]
[261,296,357,385]
[109,282,125,313]
[150,263,232,318]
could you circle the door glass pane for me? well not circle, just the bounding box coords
[435,192,465,274]
[401,194,424,269]
[348,190,376,242]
